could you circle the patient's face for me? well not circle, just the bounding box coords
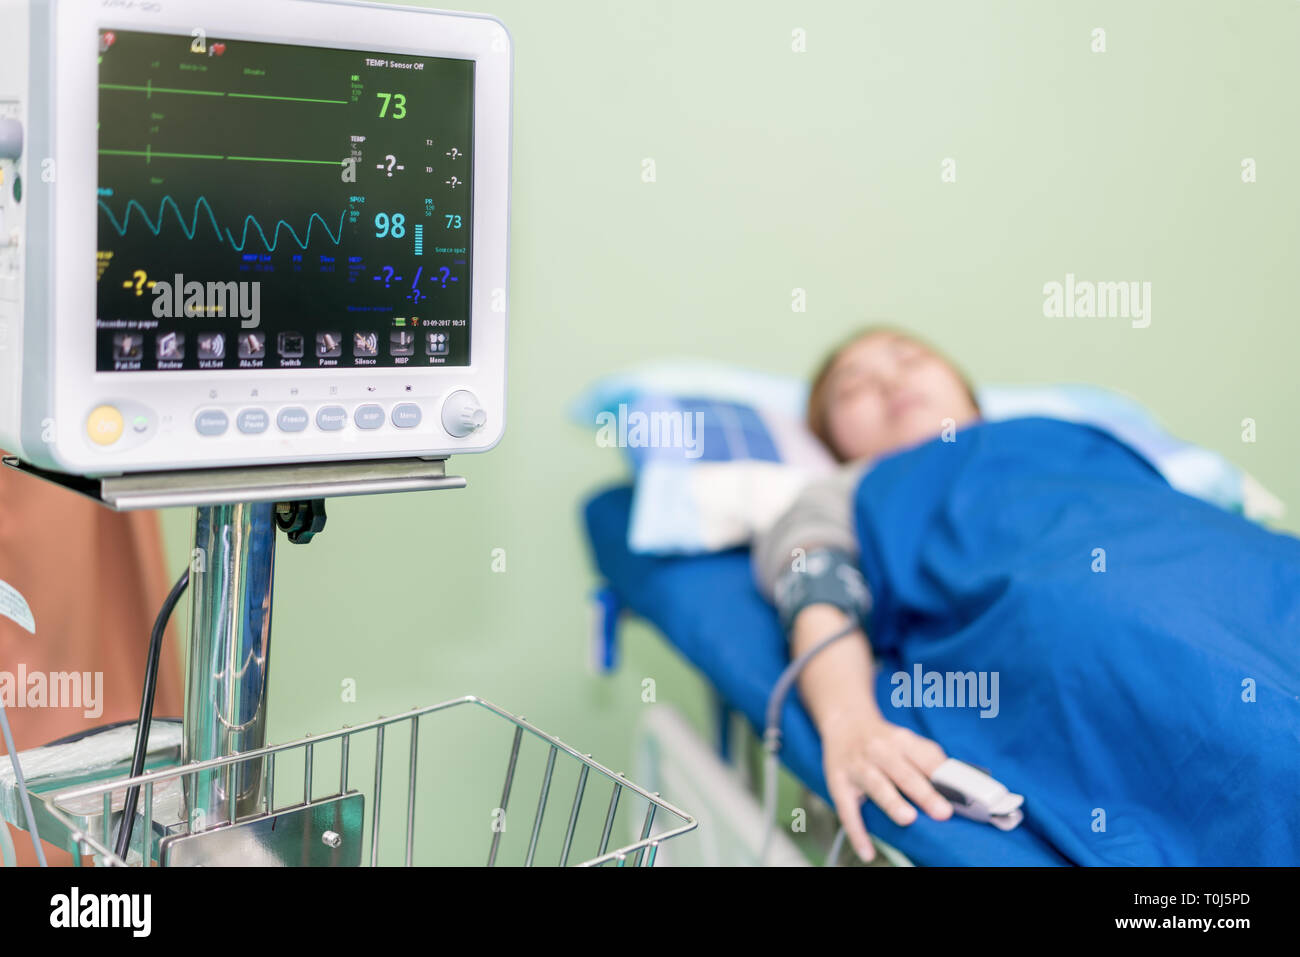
[823,332,980,462]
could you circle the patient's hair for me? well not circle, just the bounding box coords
[806,325,981,462]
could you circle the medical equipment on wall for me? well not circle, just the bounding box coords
[0,0,695,867]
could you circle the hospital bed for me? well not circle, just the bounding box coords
[584,484,1070,866]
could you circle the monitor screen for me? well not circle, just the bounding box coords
[95,29,474,373]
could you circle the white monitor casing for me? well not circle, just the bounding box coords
[0,0,511,477]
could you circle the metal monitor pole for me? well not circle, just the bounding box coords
[2,454,465,858]
[184,502,278,827]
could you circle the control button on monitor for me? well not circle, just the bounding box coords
[391,403,422,429]
[316,332,343,359]
[276,407,310,433]
[441,390,486,438]
[353,331,379,357]
[86,405,124,446]
[390,330,415,357]
[195,410,230,437]
[425,332,449,356]
[156,332,185,361]
[112,334,143,361]
[316,406,348,432]
[278,332,305,359]
[238,332,267,360]
[354,404,385,430]
[237,409,270,434]
[197,333,226,360]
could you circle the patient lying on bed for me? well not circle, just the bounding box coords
[752,327,1300,865]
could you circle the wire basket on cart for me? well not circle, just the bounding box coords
[36,696,697,867]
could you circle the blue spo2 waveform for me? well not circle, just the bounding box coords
[98,195,346,253]
[95,29,474,373]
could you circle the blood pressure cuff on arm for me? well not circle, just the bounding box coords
[771,546,873,635]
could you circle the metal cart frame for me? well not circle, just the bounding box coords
[2,458,697,866]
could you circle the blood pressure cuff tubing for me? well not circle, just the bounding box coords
[772,547,873,635]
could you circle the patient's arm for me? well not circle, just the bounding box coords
[753,467,953,860]
[751,463,866,600]
[793,604,953,862]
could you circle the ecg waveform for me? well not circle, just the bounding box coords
[98,195,346,253]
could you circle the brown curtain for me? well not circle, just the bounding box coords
[0,460,185,865]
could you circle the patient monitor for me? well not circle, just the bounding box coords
[0,2,704,870]
[0,0,510,476]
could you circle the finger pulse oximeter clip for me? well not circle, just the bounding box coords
[929,758,1025,831]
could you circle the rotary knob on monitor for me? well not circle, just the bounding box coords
[441,389,487,437]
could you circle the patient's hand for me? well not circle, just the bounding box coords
[821,712,954,862]
[790,604,953,862]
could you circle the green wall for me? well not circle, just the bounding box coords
[161,0,1299,862]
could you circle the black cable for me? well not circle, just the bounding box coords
[113,567,189,862]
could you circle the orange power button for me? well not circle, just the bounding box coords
[86,405,124,446]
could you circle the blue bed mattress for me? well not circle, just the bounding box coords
[583,484,1070,866]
